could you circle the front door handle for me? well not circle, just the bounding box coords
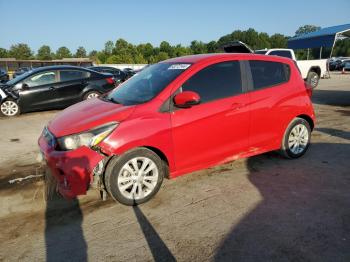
[231,103,245,110]
[49,86,56,90]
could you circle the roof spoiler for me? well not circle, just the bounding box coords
[222,41,254,54]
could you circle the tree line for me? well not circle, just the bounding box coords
[0,25,349,63]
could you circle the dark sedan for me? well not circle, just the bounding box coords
[0,69,9,83]
[0,65,115,116]
[88,66,127,84]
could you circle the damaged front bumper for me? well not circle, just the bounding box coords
[38,134,105,199]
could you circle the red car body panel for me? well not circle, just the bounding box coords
[39,53,315,198]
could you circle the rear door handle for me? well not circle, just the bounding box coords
[49,86,56,90]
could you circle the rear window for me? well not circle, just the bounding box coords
[59,70,90,82]
[249,60,290,90]
[268,50,293,59]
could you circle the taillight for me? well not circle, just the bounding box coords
[305,82,313,97]
[106,77,114,84]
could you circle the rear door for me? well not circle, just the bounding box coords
[55,69,90,106]
[246,60,292,150]
[19,70,59,111]
[171,60,250,172]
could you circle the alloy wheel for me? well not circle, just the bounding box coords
[87,92,99,99]
[288,124,309,154]
[1,101,19,116]
[117,157,159,200]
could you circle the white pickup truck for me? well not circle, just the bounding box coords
[223,41,328,88]
[255,49,327,88]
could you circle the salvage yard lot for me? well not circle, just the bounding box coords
[0,74,349,261]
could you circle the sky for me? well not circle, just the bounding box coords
[0,0,349,53]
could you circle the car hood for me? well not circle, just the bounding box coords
[48,98,136,137]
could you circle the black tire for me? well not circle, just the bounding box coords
[0,99,20,117]
[306,71,319,89]
[104,148,165,205]
[83,91,100,100]
[280,117,311,159]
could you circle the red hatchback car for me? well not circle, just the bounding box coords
[38,53,315,205]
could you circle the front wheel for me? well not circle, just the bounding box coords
[104,148,165,205]
[306,71,319,89]
[0,99,20,117]
[280,118,311,159]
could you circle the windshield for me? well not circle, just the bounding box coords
[6,69,35,85]
[105,62,191,105]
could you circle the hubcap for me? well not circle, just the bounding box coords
[1,101,19,116]
[117,157,159,200]
[310,75,318,87]
[87,93,99,99]
[288,124,309,154]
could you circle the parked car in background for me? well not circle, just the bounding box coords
[0,69,9,83]
[254,48,327,88]
[13,67,32,78]
[38,53,315,205]
[123,68,136,78]
[339,59,350,71]
[0,65,115,116]
[343,61,350,72]
[88,66,128,84]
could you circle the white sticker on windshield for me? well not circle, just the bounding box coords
[168,64,191,70]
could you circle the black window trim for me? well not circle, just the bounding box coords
[245,60,291,92]
[160,60,247,113]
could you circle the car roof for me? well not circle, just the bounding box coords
[29,65,93,73]
[163,53,293,64]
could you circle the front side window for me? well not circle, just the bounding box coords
[249,60,290,90]
[181,61,242,103]
[23,71,57,87]
[59,70,89,82]
[106,63,190,105]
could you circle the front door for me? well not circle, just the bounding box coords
[19,70,59,111]
[171,61,250,173]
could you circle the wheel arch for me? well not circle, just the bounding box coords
[308,66,321,77]
[296,114,314,130]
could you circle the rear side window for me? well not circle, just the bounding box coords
[249,61,290,90]
[59,70,89,82]
[268,50,293,59]
[181,61,242,103]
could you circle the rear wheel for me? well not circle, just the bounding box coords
[0,99,20,117]
[306,71,319,89]
[281,117,311,158]
[104,148,165,205]
[84,91,100,100]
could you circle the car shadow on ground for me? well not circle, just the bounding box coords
[316,127,350,141]
[214,142,350,261]
[312,89,350,106]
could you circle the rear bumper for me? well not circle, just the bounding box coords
[38,135,104,199]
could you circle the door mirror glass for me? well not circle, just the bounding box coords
[174,91,200,108]
[14,83,23,90]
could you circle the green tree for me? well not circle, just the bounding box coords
[160,41,174,57]
[56,46,72,59]
[269,34,288,48]
[190,40,207,54]
[104,40,114,56]
[295,25,321,37]
[154,52,169,62]
[206,41,218,53]
[37,45,53,60]
[0,48,8,58]
[75,46,87,58]
[9,43,33,59]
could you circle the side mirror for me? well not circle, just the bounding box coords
[14,83,25,90]
[174,91,200,108]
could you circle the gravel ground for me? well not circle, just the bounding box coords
[0,73,349,262]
